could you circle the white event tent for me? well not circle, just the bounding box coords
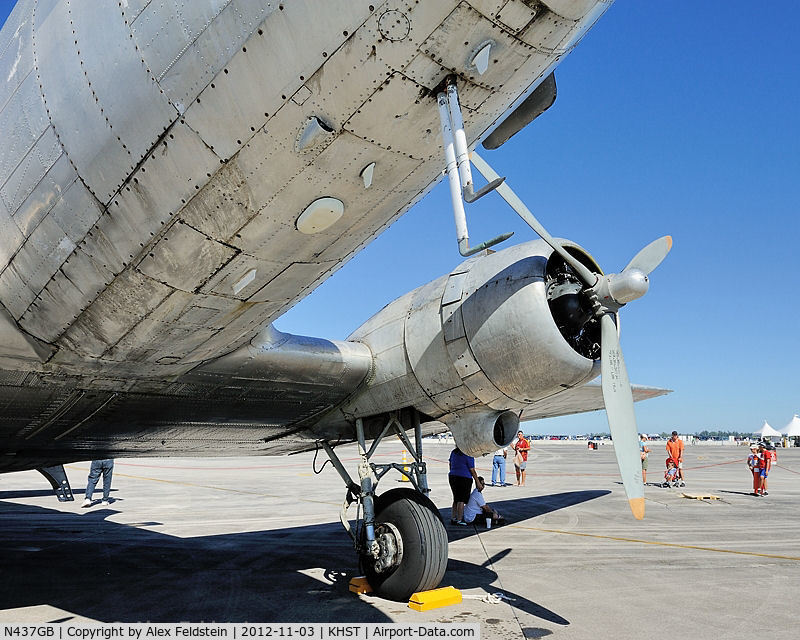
[753,420,782,438]
[780,415,800,436]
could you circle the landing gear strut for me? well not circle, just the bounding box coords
[320,410,448,601]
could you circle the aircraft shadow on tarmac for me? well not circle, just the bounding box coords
[443,490,609,628]
[0,488,120,500]
[0,490,607,623]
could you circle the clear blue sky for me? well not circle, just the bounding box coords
[2,2,798,435]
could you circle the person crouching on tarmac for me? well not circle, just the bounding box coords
[747,444,761,495]
[663,458,679,487]
[463,477,505,527]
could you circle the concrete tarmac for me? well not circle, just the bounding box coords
[1,441,798,638]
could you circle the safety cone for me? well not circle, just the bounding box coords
[401,450,410,482]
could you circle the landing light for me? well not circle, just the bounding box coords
[296,197,344,234]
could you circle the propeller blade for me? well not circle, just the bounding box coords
[600,313,645,520]
[623,236,673,275]
[471,151,598,287]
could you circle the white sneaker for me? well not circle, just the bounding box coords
[101,499,110,506]
[81,498,92,508]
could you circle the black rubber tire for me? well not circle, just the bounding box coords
[361,488,448,601]
[373,487,445,525]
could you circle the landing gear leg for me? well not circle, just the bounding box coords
[320,411,448,601]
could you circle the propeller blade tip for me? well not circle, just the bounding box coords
[665,235,673,251]
[629,497,645,520]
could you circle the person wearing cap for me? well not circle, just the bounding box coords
[747,444,761,495]
[513,430,531,486]
[758,441,776,496]
[666,431,685,486]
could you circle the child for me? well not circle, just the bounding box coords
[663,458,679,487]
[747,444,760,495]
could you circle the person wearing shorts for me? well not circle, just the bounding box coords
[640,434,650,484]
[756,442,772,496]
[513,431,530,486]
[763,443,777,495]
[449,447,481,525]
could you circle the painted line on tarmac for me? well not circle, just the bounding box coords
[65,465,340,506]
[775,464,800,475]
[510,524,800,561]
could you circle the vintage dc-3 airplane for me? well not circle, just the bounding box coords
[0,0,671,600]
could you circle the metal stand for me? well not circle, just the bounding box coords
[36,465,74,502]
[436,76,512,256]
[319,410,430,552]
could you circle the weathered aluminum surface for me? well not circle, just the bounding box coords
[0,198,23,274]
[187,324,372,390]
[325,240,601,440]
[35,0,176,204]
[460,240,599,404]
[447,408,519,457]
[0,0,611,379]
[0,75,52,215]
[540,0,602,22]
[404,275,477,407]
[0,325,373,473]
[181,0,372,159]
[11,153,76,238]
[337,289,437,421]
[0,0,34,111]
[132,0,280,113]
[0,1,622,466]
[0,306,52,367]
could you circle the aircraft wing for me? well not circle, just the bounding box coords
[520,383,671,422]
[0,1,612,380]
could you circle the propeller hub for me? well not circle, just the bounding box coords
[607,269,649,304]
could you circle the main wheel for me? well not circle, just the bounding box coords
[360,488,448,601]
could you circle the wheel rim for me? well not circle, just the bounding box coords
[372,521,404,574]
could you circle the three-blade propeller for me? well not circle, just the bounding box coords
[471,152,671,520]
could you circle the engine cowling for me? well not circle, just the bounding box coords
[446,409,520,455]
[321,239,602,456]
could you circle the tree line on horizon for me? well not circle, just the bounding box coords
[581,430,756,439]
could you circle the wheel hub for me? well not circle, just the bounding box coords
[371,521,404,573]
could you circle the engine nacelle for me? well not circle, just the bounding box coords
[445,409,520,457]
[321,239,601,455]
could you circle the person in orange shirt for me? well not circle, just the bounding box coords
[666,431,685,486]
